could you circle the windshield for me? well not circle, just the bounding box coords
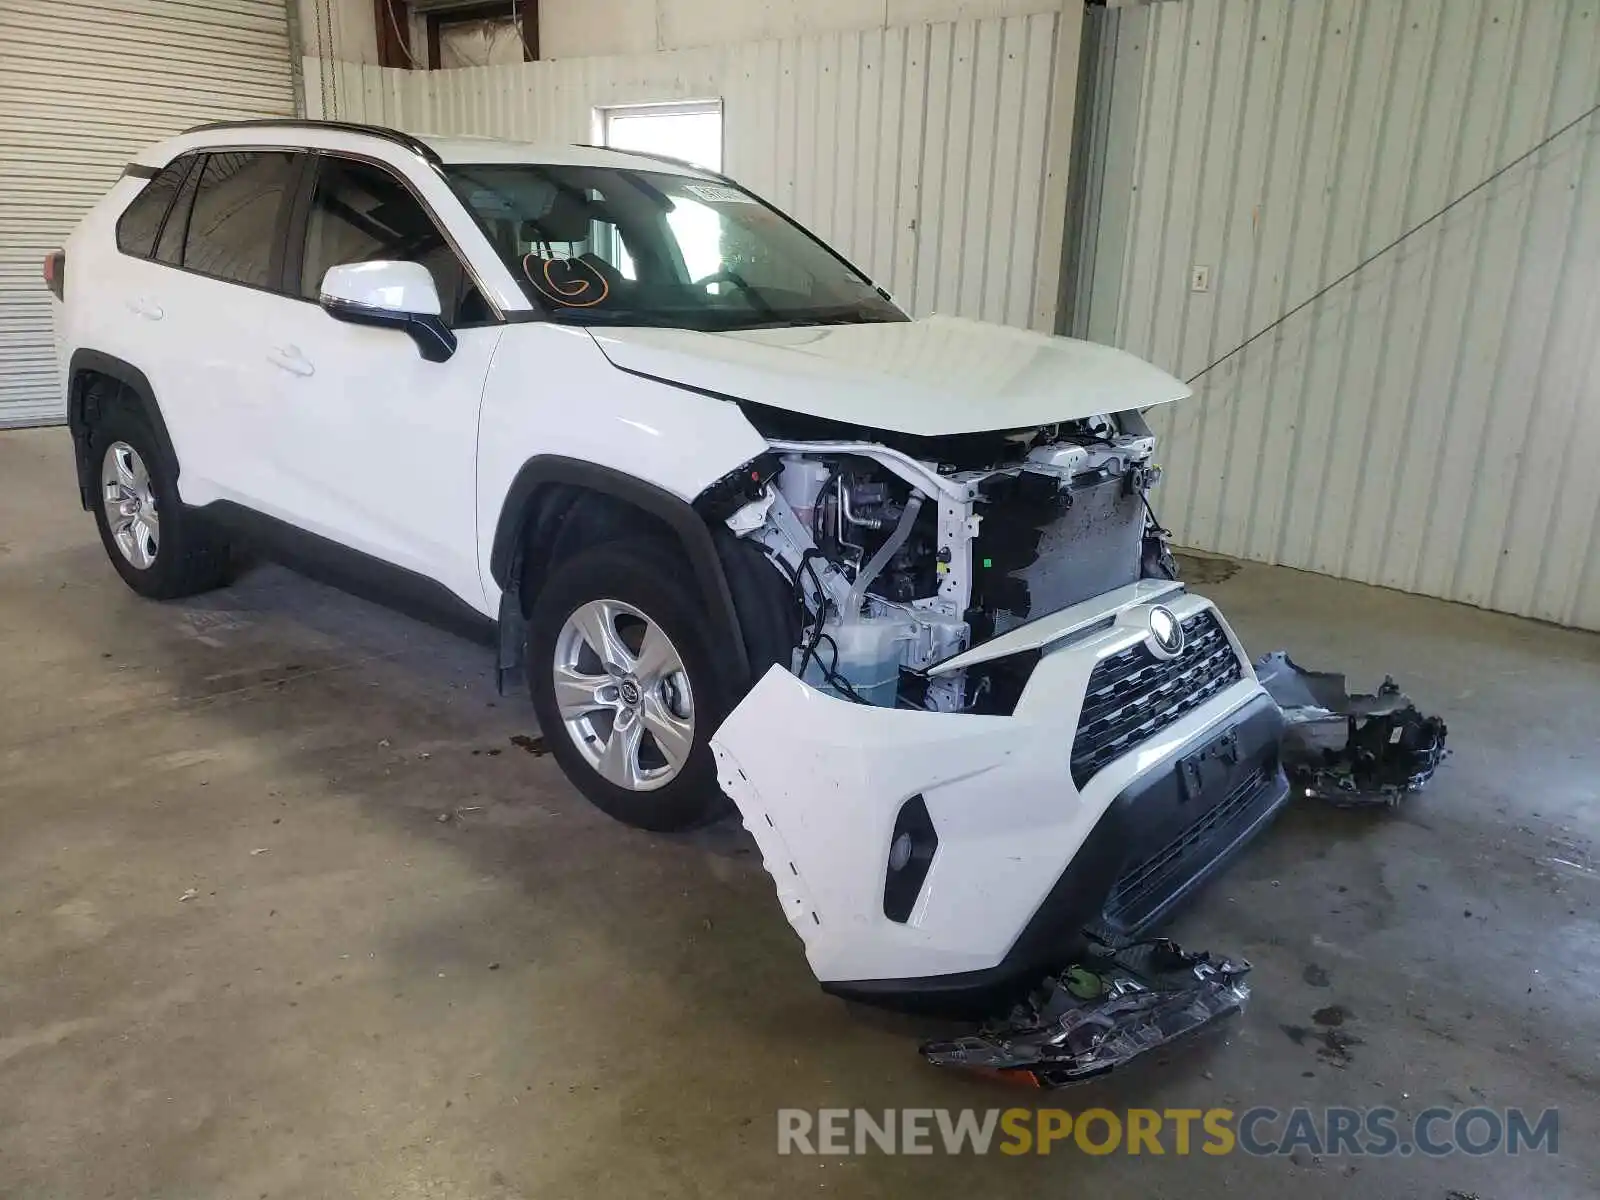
[444,163,906,330]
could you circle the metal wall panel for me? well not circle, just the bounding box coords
[1093,0,1600,630]
[535,0,1063,59]
[0,0,296,427]
[302,6,1070,329]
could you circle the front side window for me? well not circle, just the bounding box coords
[445,164,904,330]
[300,156,484,325]
[115,158,192,258]
[183,151,298,289]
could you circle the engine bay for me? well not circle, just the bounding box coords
[725,410,1172,713]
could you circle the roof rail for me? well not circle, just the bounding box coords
[182,119,442,165]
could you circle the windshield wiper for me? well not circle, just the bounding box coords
[542,307,769,330]
[540,307,659,326]
[700,269,781,323]
[790,310,905,326]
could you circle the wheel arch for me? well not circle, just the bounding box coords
[66,350,177,511]
[491,455,755,690]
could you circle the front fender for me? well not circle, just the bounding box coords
[476,324,769,597]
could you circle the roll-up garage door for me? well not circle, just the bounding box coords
[0,0,296,427]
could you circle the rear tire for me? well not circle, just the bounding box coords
[526,538,734,832]
[89,406,231,599]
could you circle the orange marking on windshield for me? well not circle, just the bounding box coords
[522,253,610,308]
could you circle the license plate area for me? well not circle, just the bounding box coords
[1178,728,1240,807]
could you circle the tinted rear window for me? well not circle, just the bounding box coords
[154,157,203,267]
[115,160,190,258]
[183,151,298,289]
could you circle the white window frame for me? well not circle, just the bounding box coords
[590,100,726,280]
[593,99,725,171]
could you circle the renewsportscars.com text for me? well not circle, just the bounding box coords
[777,1106,1558,1158]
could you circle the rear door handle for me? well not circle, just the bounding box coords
[267,346,315,377]
[126,297,164,321]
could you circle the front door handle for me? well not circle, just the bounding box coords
[126,297,164,321]
[267,346,315,377]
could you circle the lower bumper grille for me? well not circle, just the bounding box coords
[1070,610,1243,787]
[1090,763,1287,945]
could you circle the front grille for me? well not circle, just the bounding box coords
[1070,610,1243,787]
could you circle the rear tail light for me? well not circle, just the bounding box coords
[43,250,65,300]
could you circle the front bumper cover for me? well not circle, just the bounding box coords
[831,692,1286,1011]
[710,590,1290,1010]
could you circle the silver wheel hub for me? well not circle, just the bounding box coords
[100,441,160,570]
[552,599,695,792]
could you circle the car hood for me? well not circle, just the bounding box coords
[587,315,1190,437]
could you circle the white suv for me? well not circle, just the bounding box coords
[52,119,1289,1006]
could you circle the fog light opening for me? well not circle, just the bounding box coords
[883,794,938,924]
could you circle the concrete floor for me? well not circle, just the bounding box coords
[2,426,1597,1199]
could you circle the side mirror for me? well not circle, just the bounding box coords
[319,261,458,363]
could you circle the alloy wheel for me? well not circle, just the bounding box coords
[552,598,695,792]
[101,441,160,570]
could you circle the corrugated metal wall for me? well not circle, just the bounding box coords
[1093,0,1600,630]
[0,0,296,426]
[301,6,1075,330]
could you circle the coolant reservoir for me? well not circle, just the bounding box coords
[798,617,908,707]
[778,454,832,534]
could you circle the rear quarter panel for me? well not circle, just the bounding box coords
[59,178,150,399]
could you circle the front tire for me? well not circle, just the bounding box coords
[526,539,734,831]
[89,407,231,599]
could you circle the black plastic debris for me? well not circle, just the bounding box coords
[1255,651,1448,807]
[920,940,1250,1088]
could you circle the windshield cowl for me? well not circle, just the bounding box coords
[541,305,909,332]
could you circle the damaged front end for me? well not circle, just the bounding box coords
[706,403,1292,1011]
[699,386,1457,1084]
[717,404,1180,716]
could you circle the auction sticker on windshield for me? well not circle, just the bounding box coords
[682,183,756,204]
